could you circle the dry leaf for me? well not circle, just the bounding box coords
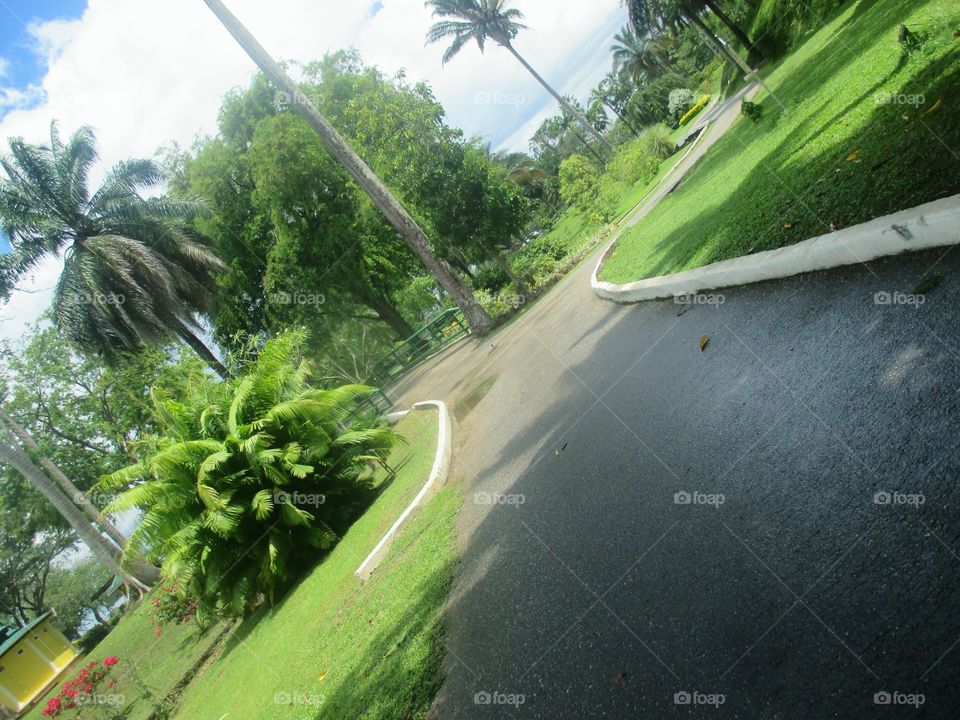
[699,335,710,352]
[318,672,328,683]
[846,150,860,162]
[783,222,794,228]
[612,671,628,684]
[926,99,943,114]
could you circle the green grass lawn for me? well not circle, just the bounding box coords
[23,604,227,720]
[599,0,960,283]
[169,408,458,720]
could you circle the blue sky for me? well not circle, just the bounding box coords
[0,0,85,97]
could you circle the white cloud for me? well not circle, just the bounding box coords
[0,0,626,339]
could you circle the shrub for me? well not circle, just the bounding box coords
[741,99,764,124]
[558,155,615,224]
[102,330,401,620]
[679,94,711,126]
[668,88,695,119]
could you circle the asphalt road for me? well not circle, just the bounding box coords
[386,145,960,720]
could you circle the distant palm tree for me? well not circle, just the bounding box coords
[0,124,230,377]
[426,0,613,153]
[591,78,639,137]
[611,25,668,83]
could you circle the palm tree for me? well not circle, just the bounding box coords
[200,0,493,336]
[425,0,614,153]
[611,25,668,83]
[0,124,230,377]
[591,78,639,137]
[0,427,151,593]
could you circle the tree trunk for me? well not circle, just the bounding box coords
[172,319,230,379]
[0,432,149,593]
[90,605,110,627]
[606,101,640,137]
[363,294,415,339]
[683,7,752,74]
[201,0,493,336]
[501,41,615,154]
[495,252,528,299]
[703,0,761,57]
[0,408,127,548]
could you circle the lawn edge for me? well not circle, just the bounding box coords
[592,194,960,303]
[353,400,452,581]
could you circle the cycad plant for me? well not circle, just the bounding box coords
[100,331,401,620]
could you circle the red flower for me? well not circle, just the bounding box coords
[42,697,62,717]
[103,655,119,667]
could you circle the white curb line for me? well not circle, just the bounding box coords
[592,194,960,302]
[354,400,452,581]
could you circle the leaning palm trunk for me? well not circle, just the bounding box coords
[201,0,493,336]
[0,408,126,548]
[703,0,761,57]
[500,40,614,154]
[0,430,150,593]
[171,318,229,379]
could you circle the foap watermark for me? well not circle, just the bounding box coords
[673,292,725,307]
[274,89,319,108]
[274,491,326,507]
[874,92,925,107]
[474,90,526,107]
[874,291,925,306]
[873,490,924,508]
[674,690,726,707]
[78,291,124,306]
[273,691,325,707]
[473,690,525,707]
[874,690,925,708]
[473,491,525,506]
[270,291,326,307]
[674,490,725,508]
[75,693,125,708]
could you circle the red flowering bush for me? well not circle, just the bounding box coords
[150,583,199,637]
[41,656,121,717]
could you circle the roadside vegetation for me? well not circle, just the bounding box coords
[601,0,960,282]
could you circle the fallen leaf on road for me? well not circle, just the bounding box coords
[699,335,710,352]
[926,99,943,115]
[912,274,945,295]
[846,149,860,162]
[612,671,628,684]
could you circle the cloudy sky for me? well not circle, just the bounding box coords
[0,0,627,341]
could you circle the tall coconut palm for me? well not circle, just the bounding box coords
[0,124,230,377]
[0,427,151,592]
[200,0,493,336]
[425,0,614,153]
[611,25,669,83]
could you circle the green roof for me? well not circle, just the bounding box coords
[0,611,53,659]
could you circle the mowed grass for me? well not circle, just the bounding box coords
[23,603,227,720]
[599,0,960,283]
[170,408,459,720]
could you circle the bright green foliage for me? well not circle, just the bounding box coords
[101,331,401,620]
[559,155,614,225]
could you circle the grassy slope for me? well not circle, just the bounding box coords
[170,408,459,720]
[23,605,226,720]
[600,0,960,283]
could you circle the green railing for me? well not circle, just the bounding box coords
[370,307,470,386]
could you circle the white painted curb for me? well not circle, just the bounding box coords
[354,400,452,581]
[592,194,960,302]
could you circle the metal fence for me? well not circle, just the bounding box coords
[370,307,470,387]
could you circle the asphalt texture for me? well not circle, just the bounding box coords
[386,118,960,720]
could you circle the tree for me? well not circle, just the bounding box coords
[611,25,670,83]
[591,77,640,137]
[0,427,149,593]
[426,0,614,153]
[0,124,229,377]
[44,559,114,638]
[101,330,400,619]
[201,0,493,336]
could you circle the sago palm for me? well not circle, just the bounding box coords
[0,123,229,377]
[101,330,401,620]
[426,0,613,152]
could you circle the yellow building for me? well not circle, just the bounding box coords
[0,612,77,716]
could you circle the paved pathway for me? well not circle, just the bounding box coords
[386,102,960,719]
